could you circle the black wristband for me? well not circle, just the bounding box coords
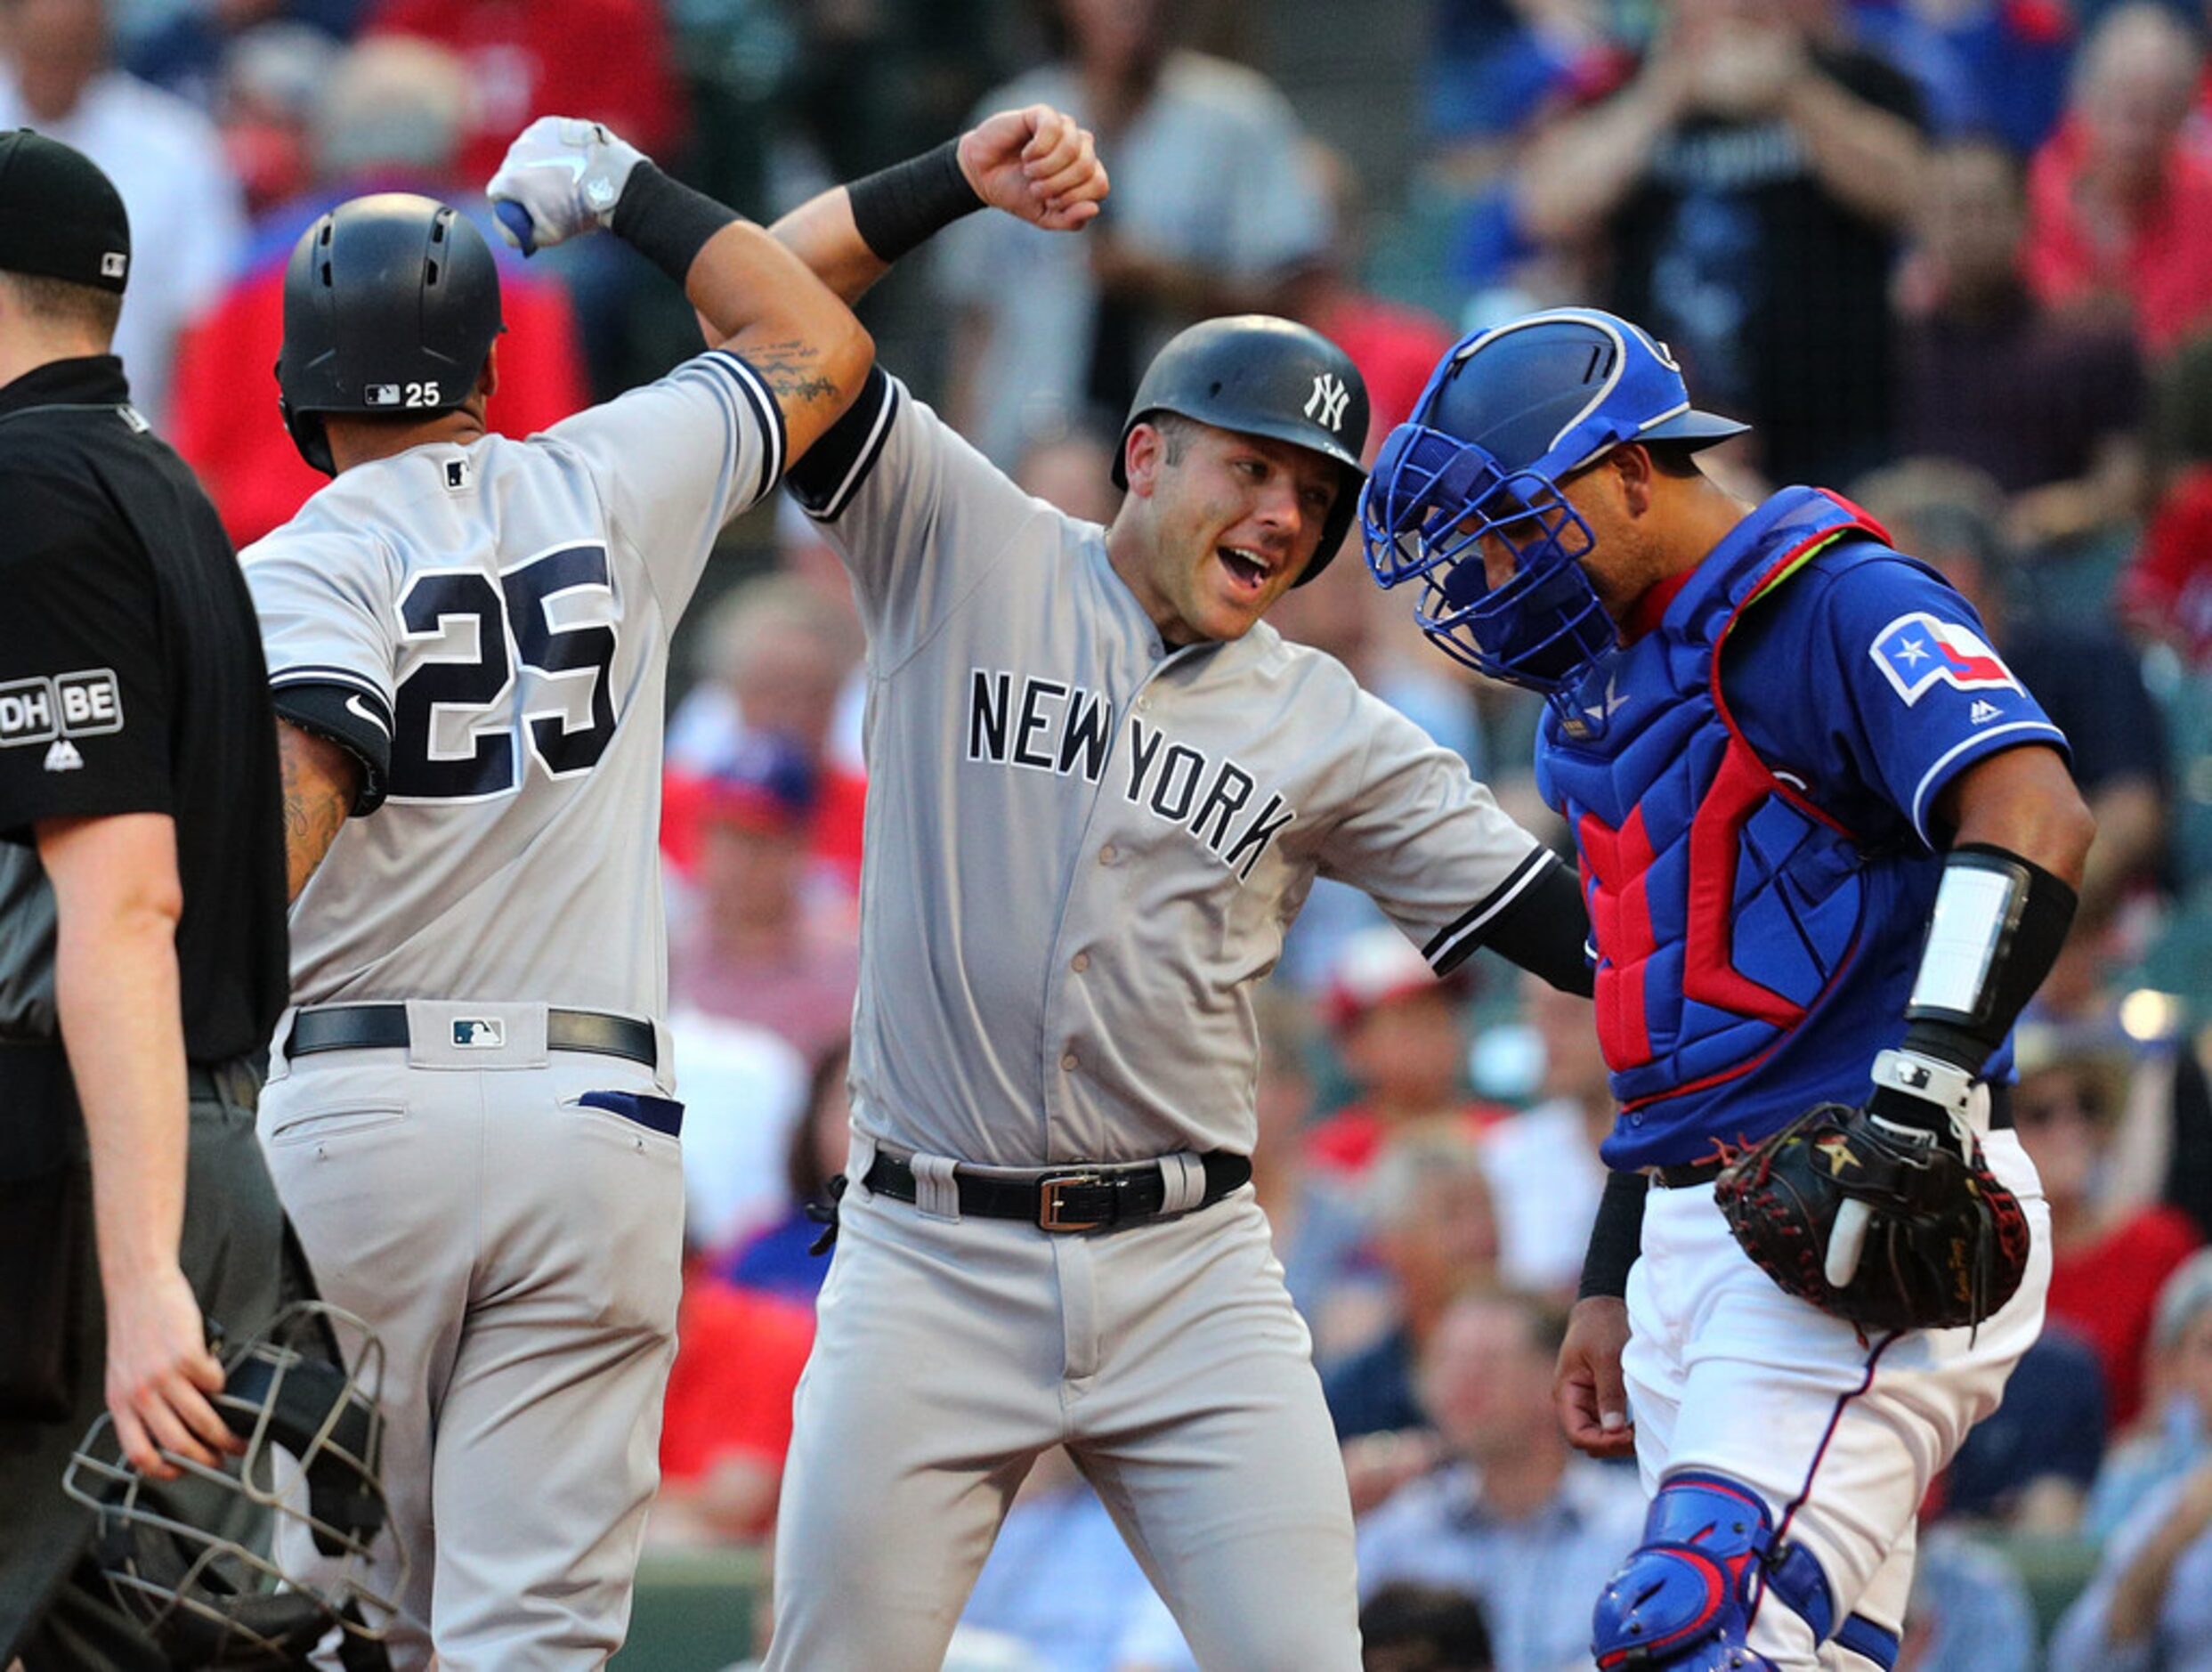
[1577,1167,1646,1302]
[611,161,741,285]
[1901,841,2078,1075]
[847,137,985,265]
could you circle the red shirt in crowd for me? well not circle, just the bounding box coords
[1305,1101,1511,1177]
[367,0,687,189]
[2044,1202,2203,1430]
[658,1278,815,1486]
[2024,118,2212,355]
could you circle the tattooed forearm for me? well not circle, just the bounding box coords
[748,338,843,408]
[277,721,358,904]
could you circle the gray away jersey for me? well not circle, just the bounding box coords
[243,350,783,1022]
[793,374,1561,1165]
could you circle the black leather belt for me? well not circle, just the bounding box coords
[1650,1084,2014,1189]
[863,1150,1252,1233]
[287,1003,656,1068]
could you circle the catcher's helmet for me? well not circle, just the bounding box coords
[1114,315,1371,583]
[64,1303,404,1668]
[1359,307,1746,698]
[277,191,504,476]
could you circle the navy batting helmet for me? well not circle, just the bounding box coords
[1359,307,1746,696]
[1114,315,1370,583]
[277,192,504,476]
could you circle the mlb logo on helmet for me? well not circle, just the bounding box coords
[366,385,403,408]
[1869,612,2018,705]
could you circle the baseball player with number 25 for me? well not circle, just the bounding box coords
[240,106,1107,1668]
[1363,308,2097,1668]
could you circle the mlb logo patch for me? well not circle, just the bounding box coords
[365,385,402,408]
[101,251,126,280]
[1869,613,2019,705]
[444,459,473,492]
[451,1018,505,1049]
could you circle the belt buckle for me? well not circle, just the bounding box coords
[1036,1171,1114,1233]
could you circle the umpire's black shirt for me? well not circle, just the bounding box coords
[0,355,287,1062]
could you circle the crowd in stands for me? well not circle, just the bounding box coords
[25,0,2212,1662]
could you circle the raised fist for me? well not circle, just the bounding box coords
[486,117,650,256]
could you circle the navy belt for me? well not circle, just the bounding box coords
[863,1149,1251,1233]
[287,1003,656,1068]
[1651,1084,2015,1189]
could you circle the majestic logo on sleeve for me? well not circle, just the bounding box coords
[1305,373,1351,432]
[1869,613,2020,705]
[968,670,1298,881]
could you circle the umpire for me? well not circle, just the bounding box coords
[0,131,297,1668]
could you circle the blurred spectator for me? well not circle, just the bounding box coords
[208,21,342,217]
[1013,418,1124,525]
[1894,139,2147,556]
[667,731,861,1062]
[1285,142,1458,457]
[2088,1248,2212,1540]
[1245,992,1379,1368]
[1850,0,2078,150]
[2121,333,2212,663]
[1516,0,1930,485]
[2024,3,2212,358]
[668,1006,809,1258]
[936,0,1328,466]
[1938,1324,2105,1528]
[960,1448,1185,1672]
[2015,1021,2203,1431]
[1324,1125,1503,1442]
[1892,1524,2042,1672]
[122,0,356,113]
[361,0,683,191]
[712,1036,852,1309]
[650,1247,814,1544]
[664,566,870,893]
[2048,1452,2212,1669]
[1849,459,2167,954]
[0,0,246,426]
[1307,927,1502,1180]
[1479,972,1608,1298]
[1354,1288,1645,1672]
[165,34,589,545]
[1357,1581,1495,1672]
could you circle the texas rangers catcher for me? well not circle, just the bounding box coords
[1362,307,2095,1668]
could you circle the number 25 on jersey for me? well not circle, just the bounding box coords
[388,542,620,801]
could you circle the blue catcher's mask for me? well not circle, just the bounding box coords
[1359,308,1747,700]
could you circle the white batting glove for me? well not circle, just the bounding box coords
[486,117,649,256]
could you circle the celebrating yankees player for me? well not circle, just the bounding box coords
[1362,308,2096,1668]
[717,182,1596,1670]
[239,107,1102,1668]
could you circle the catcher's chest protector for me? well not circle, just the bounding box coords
[1537,489,1890,1124]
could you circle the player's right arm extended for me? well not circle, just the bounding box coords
[487,118,873,462]
[276,720,360,904]
[769,104,1107,305]
[35,811,239,1479]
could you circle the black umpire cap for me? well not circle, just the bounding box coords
[0,129,130,294]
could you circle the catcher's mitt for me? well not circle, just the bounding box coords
[1713,1102,2031,1333]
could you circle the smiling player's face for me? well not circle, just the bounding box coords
[1122,421,1341,645]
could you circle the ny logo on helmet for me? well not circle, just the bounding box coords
[1305,373,1351,433]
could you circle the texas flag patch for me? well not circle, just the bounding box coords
[1869,613,2020,705]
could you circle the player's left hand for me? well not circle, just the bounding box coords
[1714,1056,2033,1335]
[487,116,650,256]
[1555,1296,1636,1459]
[958,104,1108,233]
